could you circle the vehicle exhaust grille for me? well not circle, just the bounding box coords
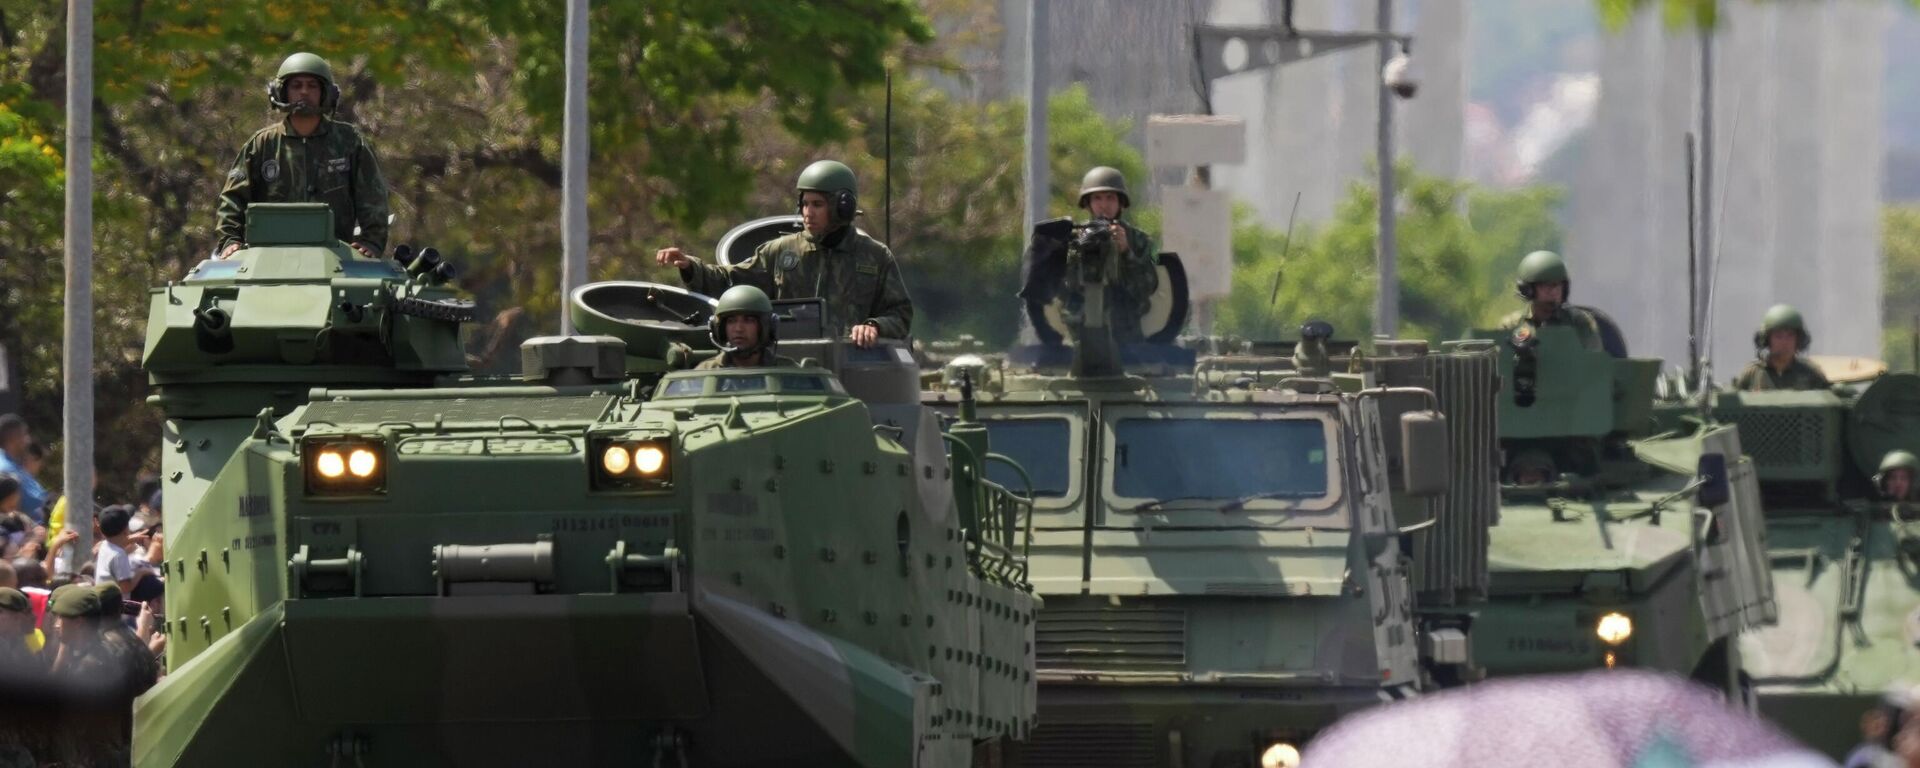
[1018,722,1159,768]
[1034,606,1186,669]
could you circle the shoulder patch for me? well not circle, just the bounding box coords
[778,250,799,271]
[226,166,246,183]
[262,158,280,183]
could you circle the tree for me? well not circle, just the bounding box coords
[1215,166,1564,343]
[1883,206,1920,367]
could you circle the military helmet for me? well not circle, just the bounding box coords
[1876,449,1919,495]
[1077,166,1131,210]
[796,160,858,226]
[1513,249,1571,301]
[269,52,340,114]
[709,284,777,354]
[1752,303,1810,351]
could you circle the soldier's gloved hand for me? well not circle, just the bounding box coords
[850,322,879,349]
[655,247,696,269]
[219,242,243,259]
[1110,222,1129,253]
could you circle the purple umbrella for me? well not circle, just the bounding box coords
[1301,670,1834,768]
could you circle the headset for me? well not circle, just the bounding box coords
[266,74,339,115]
[1515,279,1571,302]
[797,189,858,227]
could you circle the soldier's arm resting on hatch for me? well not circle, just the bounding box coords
[867,251,914,339]
[351,134,392,254]
[214,139,259,254]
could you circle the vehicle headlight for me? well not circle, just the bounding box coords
[304,437,388,496]
[591,437,672,490]
[1596,612,1633,646]
[1260,742,1301,768]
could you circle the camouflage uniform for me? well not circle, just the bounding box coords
[216,117,391,254]
[1731,358,1831,392]
[694,353,800,370]
[681,228,913,341]
[1497,305,1604,351]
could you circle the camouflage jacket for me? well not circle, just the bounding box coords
[681,227,913,340]
[1732,357,1832,392]
[694,352,799,370]
[1021,220,1160,342]
[1497,305,1603,351]
[216,117,391,254]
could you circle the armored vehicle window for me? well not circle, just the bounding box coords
[660,378,705,399]
[979,419,1073,498]
[777,374,839,394]
[1112,419,1328,503]
[716,375,768,394]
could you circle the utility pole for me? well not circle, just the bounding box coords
[1020,0,1050,342]
[1696,26,1714,374]
[560,0,589,334]
[63,0,95,575]
[1193,1,1414,335]
[1373,0,1399,337]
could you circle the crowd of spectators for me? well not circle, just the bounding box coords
[0,413,164,766]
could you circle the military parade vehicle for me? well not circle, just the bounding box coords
[1455,320,1776,696]
[1720,357,1920,756]
[133,203,1037,767]
[910,214,1502,768]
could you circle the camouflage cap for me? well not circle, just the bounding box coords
[48,583,100,618]
[0,587,27,613]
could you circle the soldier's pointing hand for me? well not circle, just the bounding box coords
[1110,222,1130,253]
[655,247,696,269]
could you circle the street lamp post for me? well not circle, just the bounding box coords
[1193,0,1415,336]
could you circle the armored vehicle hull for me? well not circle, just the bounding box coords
[132,213,1036,768]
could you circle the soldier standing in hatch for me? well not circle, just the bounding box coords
[1497,250,1604,351]
[696,286,798,369]
[216,52,391,259]
[1732,304,1833,392]
[1877,450,1918,503]
[1072,166,1160,343]
[654,160,912,349]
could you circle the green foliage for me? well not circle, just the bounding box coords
[1883,206,1920,365]
[1216,166,1564,343]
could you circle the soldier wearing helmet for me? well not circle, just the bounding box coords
[216,52,391,260]
[1070,166,1160,342]
[1497,250,1603,351]
[695,285,796,369]
[1878,450,1919,503]
[656,160,912,349]
[1732,304,1831,392]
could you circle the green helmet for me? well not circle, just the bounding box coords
[1754,304,1810,351]
[709,284,777,354]
[271,52,339,114]
[1077,166,1131,210]
[796,160,857,226]
[1514,250,1571,301]
[1881,450,1919,476]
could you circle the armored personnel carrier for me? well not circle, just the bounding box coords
[916,217,1501,768]
[134,203,1036,767]
[1718,365,1920,756]
[1463,323,1775,691]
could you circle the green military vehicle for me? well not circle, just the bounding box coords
[1462,322,1775,691]
[919,217,1503,768]
[134,203,1037,767]
[1719,363,1920,756]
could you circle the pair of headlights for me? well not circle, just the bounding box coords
[303,436,674,495]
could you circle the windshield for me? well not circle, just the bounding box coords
[1111,418,1329,503]
[979,419,1073,498]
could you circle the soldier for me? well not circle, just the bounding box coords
[696,286,797,370]
[1732,304,1832,392]
[1879,450,1918,503]
[1074,166,1160,343]
[1497,250,1603,351]
[216,52,391,260]
[655,160,911,349]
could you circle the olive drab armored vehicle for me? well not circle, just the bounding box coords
[1718,366,1920,757]
[912,216,1502,768]
[1460,322,1775,690]
[134,203,1037,767]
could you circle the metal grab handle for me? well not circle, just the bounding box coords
[434,536,554,595]
[291,544,365,598]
